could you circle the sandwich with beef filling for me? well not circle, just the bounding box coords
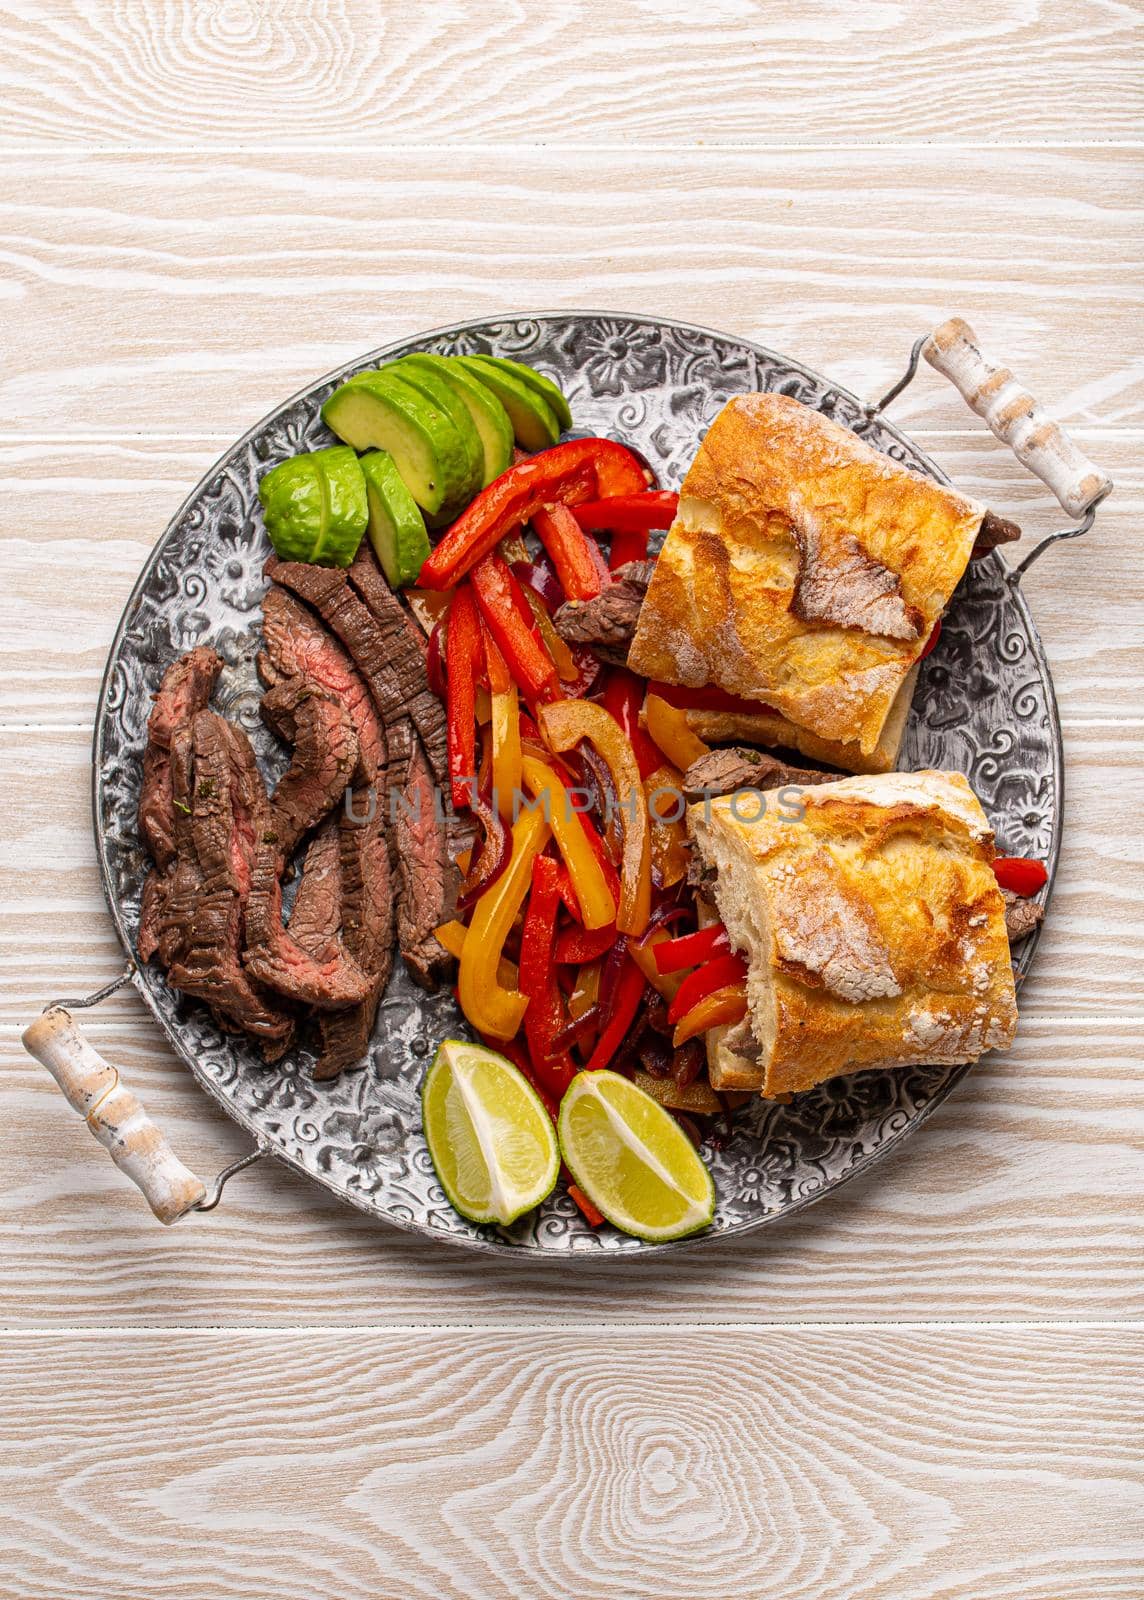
[686,769,1019,1096]
[609,392,1018,773]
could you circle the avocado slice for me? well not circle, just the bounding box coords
[360,451,430,587]
[322,371,471,518]
[476,355,572,432]
[383,359,483,503]
[455,356,560,452]
[258,446,367,566]
[397,353,513,487]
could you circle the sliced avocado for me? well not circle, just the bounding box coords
[476,355,572,432]
[258,447,367,566]
[321,371,471,518]
[397,353,513,487]
[360,451,430,587]
[455,356,560,452]
[259,454,324,563]
[383,359,483,503]
[311,445,368,565]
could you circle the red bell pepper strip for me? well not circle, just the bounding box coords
[653,922,731,975]
[572,491,679,533]
[666,953,749,1026]
[993,856,1048,896]
[585,952,646,1071]
[649,680,765,716]
[445,585,481,811]
[532,504,610,602]
[555,922,617,964]
[919,618,942,661]
[418,438,649,590]
[518,856,579,1101]
[602,669,663,781]
[609,527,650,568]
[470,551,559,705]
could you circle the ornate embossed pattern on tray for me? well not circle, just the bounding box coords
[93,314,1058,1255]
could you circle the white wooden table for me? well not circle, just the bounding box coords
[2,5,1141,1596]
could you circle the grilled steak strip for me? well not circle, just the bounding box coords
[348,546,448,785]
[259,587,386,786]
[139,646,223,871]
[137,647,223,961]
[1002,887,1045,945]
[553,560,656,666]
[265,557,415,781]
[163,713,294,1054]
[260,677,358,860]
[287,817,347,962]
[202,716,370,1011]
[681,746,837,802]
[394,740,456,991]
[315,792,396,1078]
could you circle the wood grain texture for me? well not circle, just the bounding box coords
[0,148,1140,442]
[3,433,1139,726]
[1,1327,1140,1600]
[3,723,1140,1023]
[0,1,1139,148]
[4,1013,1142,1326]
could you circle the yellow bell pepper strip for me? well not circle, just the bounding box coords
[520,585,579,683]
[434,920,518,990]
[644,692,711,773]
[457,805,551,1039]
[538,700,652,938]
[519,754,617,931]
[643,763,689,890]
[672,982,748,1047]
[481,614,522,822]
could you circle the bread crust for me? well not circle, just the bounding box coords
[629,394,983,760]
[688,771,1018,1097]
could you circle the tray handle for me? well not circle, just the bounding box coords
[24,1006,207,1224]
[922,316,1113,519]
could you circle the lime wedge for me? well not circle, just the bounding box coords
[558,1070,715,1242]
[422,1040,559,1226]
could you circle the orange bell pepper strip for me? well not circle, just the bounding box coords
[532,503,609,602]
[521,585,579,683]
[538,700,651,937]
[672,982,748,1047]
[457,805,550,1039]
[519,754,616,931]
[643,763,689,889]
[644,692,710,772]
[627,928,683,1002]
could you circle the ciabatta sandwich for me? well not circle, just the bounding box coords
[628,393,1002,773]
[686,770,1018,1096]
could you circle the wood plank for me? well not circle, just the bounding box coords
[0,1327,1140,1599]
[1,433,1140,726]
[2,722,1139,1023]
[0,1,1139,148]
[0,148,1139,442]
[4,1013,1141,1327]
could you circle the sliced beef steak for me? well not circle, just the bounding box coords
[1002,887,1045,945]
[139,645,223,866]
[553,560,655,666]
[260,677,358,860]
[348,546,448,785]
[681,746,837,801]
[393,741,455,991]
[164,713,294,1054]
[260,587,386,786]
[265,557,415,781]
[314,788,395,1078]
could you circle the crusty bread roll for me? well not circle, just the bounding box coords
[687,770,1018,1097]
[628,393,986,769]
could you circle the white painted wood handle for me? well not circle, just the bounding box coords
[922,317,1113,518]
[22,1007,206,1224]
